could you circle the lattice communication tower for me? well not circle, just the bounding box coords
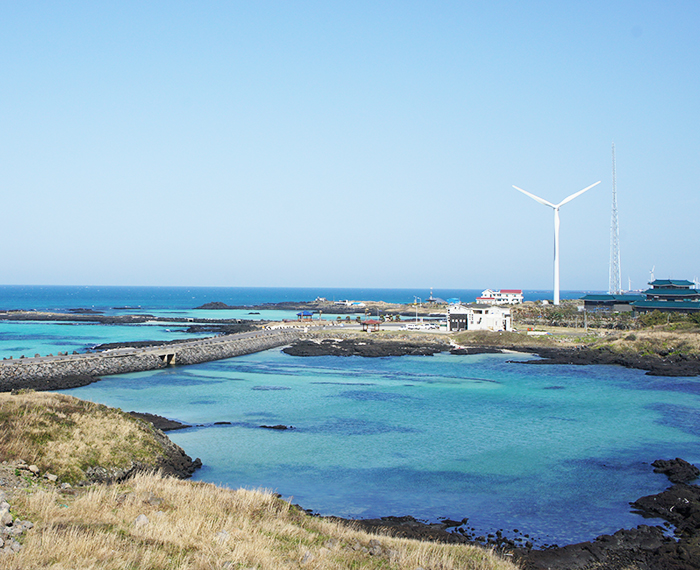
[609,143,622,294]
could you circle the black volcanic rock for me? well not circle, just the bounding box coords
[283,338,450,357]
[652,458,700,484]
[519,459,700,570]
[331,458,700,570]
[2,374,100,393]
[128,411,191,431]
[514,347,700,377]
[154,431,202,479]
[194,302,238,309]
[93,338,199,351]
[348,515,466,543]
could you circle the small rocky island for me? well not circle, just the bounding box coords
[194,299,439,317]
[283,337,451,357]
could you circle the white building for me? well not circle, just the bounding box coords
[447,304,512,332]
[334,300,366,308]
[475,289,523,305]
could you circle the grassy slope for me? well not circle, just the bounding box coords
[0,391,166,485]
[451,329,568,349]
[587,326,700,358]
[453,325,700,359]
[0,392,518,570]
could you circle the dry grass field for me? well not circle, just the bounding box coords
[590,327,700,357]
[0,391,518,570]
[453,324,700,357]
[1,474,519,570]
[0,391,165,485]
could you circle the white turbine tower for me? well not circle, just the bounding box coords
[513,181,601,305]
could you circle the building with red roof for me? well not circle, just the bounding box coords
[476,289,523,305]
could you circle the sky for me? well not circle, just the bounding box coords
[1,1,698,291]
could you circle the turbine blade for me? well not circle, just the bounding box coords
[556,181,601,208]
[512,185,556,208]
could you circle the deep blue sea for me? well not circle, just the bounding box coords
[0,285,592,313]
[3,285,698,547]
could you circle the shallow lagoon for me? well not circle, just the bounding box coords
[61,348,700,546]
[0,321,215,360]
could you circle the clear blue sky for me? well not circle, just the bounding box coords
[2,1,698,290]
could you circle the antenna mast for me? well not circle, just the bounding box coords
[609,143,622,294]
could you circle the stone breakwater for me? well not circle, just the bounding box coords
[170,331,301,366]
[0,330,304,392]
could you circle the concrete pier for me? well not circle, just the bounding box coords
[0,329,304,392]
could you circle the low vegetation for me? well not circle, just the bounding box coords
[3,474,517,570]
[587,329,700,359]
[451,321,700,361]
[0,392,518,570]
[514,301,700,332]
[0,391,165,485]
[451,330,562,349]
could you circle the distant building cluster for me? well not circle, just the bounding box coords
[582,279,700,313]
[476,289,524,305]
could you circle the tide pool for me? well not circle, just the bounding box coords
[59,349,700,546]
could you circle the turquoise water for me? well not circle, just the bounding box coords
[3,285,695,546]
[0,321,213,360]
[60,348,700,546]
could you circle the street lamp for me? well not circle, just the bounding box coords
[413,297,421,324]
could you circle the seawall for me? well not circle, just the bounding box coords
[0,330,304,392]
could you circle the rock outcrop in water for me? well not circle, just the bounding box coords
[283,338,451,357]
[336,459,700,570]
[128,411,191,431]
[515,346,700,377]
[651,458,700,484]
[519,458,700,570]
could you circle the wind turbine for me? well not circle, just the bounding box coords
[513,181,601,305]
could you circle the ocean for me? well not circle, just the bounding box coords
[3,285,697,547]
[0,284,593,313]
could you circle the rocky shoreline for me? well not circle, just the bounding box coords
[333,458,700,570]
[283,337,451,357]
[515,346,700,377]
[126,405,700,568]
[128,411,192,431]
[282,335,700,377]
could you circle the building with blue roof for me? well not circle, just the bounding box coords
[581,279,700,313]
